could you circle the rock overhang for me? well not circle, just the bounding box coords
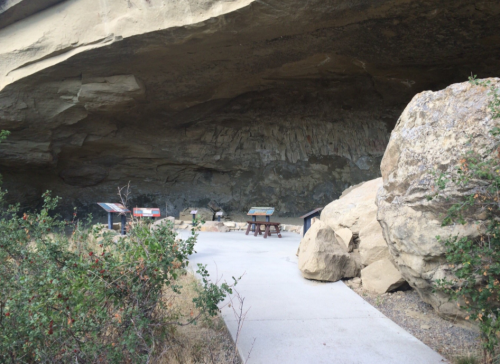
[0,0,499,216]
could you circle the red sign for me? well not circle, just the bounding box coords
[133,208,161,217]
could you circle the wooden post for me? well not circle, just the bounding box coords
[108,212,113,230]
[252,215,256,232]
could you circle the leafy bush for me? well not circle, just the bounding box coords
[431,77,500,360]
[0,190,236,363]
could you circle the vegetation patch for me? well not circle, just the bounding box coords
[0,178,238,362]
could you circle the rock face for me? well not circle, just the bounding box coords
[298,221,358,281]
[0,0,499,216]
[377,79,499,318]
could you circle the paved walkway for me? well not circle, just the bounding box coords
[182,230,445,364]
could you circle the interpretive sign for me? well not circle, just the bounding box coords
[97,203,130,214]
[247,207,275,216]
[133,208,161,217]
[97,203,130,235]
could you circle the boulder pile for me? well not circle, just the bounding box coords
[298,178,406,294]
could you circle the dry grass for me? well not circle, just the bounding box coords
[152,273,241,364]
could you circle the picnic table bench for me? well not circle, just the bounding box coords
[245,221,282,239]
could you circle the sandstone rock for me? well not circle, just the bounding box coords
[358,220,390,266]
[335,228,354,253]
[344,251,361,278]
[377,79,500,319]
[78,75,145,113]
[347,277,362,289]
[236,222,247,230]
[151,216,175,231]
[321,178,382,235]
[321,178,391,269]
[179,208,213,222]
[298,220,352,282]
[360,258,406,294]
[200,221,228,233]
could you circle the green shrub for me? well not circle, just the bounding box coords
[431,77,500,361]
[0,191,236,363]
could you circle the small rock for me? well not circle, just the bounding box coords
[421,325,431,330]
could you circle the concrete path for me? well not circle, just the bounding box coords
[182,230,445,364]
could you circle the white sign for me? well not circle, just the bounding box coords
[108,203,127,212]
[216,212,224,216]
[190,210,198,214]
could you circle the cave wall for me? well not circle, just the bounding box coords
[0,0,499,217]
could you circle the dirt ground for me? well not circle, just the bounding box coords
[153,274,241,364]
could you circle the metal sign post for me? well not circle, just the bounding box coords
[190,210,198,226]
[97,203,131,235]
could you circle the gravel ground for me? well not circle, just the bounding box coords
[345,280,482,363]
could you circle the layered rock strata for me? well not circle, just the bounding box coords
[0,0,500,216]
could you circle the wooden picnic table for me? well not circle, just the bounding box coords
[245,221,282,239]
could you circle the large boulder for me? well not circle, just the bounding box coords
[321,178,382,235]
[358,220,390,266]
[150,216,175,231]
[377,79,499,319]
[200,221,229,233]
[321,178,389,267]
[298,220,358,281]
[334,228,354,253]
[361,258,406,294]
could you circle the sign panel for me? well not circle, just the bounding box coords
[216,211,224,216]
[190,210,198,214]
[133,208,161,217]
[98,203,130,213]
[247,207,275,216]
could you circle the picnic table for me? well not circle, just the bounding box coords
[245,221,282,239]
